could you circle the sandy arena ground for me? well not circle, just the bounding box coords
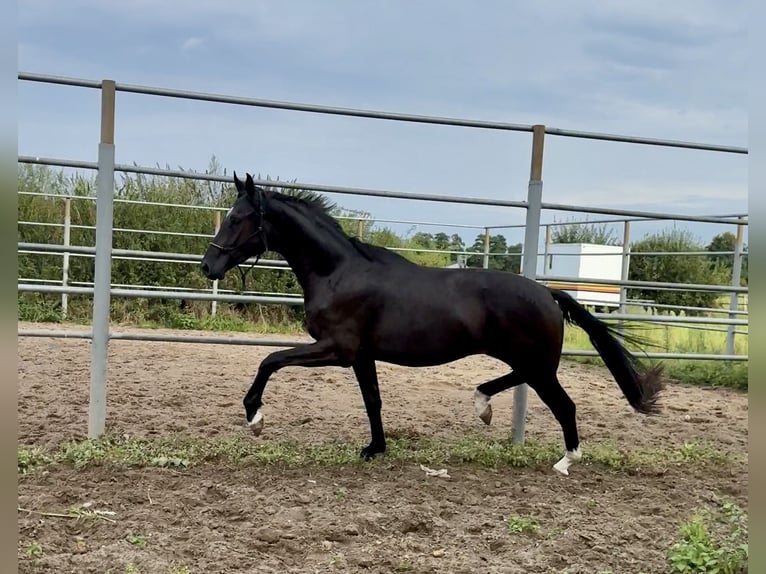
[18,322,748,573]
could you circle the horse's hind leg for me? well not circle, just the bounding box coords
[527,374,581,475]
[473,370,525,425]
[352,356,386,460]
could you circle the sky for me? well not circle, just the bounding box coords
[17,0,748,248]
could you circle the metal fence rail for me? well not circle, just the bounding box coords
[19,72,748,154]
[16,328,748,362]
[17,71,749,444]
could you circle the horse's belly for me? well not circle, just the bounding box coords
[370,311,484,367]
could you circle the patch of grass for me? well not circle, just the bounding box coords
[24,542,43,559]
[127,534,146,547]
[663,360,748,391]
[562,313,748,391]
[18,433,743,475]
[667,498,748,573]
[334,487,348,502]
[505,514,540,535]
[18,446,53,474]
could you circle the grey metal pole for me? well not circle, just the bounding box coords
[726,220,745,356]
[618,221,631,338]
[88,79,116,439]
[543,225,551,276]
[512,124,545,445]
[61,197,71,319]
[211,210,221,318]
[482,227,490,269]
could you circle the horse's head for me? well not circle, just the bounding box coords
[201,172,268,280]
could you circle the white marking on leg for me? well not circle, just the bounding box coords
[552,448,582,476]
[473,390,492,424]
[248,409,264,435]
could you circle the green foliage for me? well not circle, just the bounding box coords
[706,232,748,286]
[18,162,484,326]
[18,433,740,474]
[465,233,522,272]
[550,218,622,246]
[667,500,748,573]
[18,446,53,474]
[24,542,43,559]
[628,227,728,314]
[505,514,540,534]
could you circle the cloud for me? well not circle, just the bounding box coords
[181,37,204,52]
[16,0,747,247]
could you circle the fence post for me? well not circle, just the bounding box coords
[726,219,745,356]
[512,124,545,446]
[618,220,631,338]
[88,79,116,439]
[543,224,551,275]
[356,218,365,240]
[61,197,72,319]
[211,210,221,317]
[482,227,490,269]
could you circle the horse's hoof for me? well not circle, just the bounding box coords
[474,390,492,425]
[359,444,385,460]
[248,410,264,436]
[479,404,493,425]
[552,448,581,476]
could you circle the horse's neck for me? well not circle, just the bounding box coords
[268,202,355,292]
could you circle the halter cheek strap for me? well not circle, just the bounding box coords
[209,187,268,291]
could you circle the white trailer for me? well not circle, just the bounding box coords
[534,243,623,309]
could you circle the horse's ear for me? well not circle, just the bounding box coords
[245,173,256,199]
[233,171,245,195]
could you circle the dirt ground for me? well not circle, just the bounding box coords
[17,322,749,573]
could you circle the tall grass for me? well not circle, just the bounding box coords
[562,305,748,390]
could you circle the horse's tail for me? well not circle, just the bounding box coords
[549,288,664,415]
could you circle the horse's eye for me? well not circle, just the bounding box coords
[229,215,241,224]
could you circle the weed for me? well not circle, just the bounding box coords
[127,535,146,547]
[18,433,742,475]
[18,446,53,474]
[25,542,43,558]
[667,500,748,573]
[505,514,540,535]
[334,487,347,502]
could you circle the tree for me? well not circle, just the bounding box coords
[433,232,450,251]
[706,232,748,286]
[550,219,621,246]
[466,233,521,273]
[628,227,728,314]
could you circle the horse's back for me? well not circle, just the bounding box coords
[345,264,564,366]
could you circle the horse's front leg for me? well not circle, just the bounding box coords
[243,339,343,435]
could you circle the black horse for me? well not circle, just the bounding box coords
[201,173,664,475]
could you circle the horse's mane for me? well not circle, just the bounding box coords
[269,191,411,264]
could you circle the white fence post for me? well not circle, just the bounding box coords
[726,219,745,356]
[61,197,71,319]
[543,224,551,276]
[482,227,490,269]
[88,79,116,439]
[356,218,365,240]
[618,221,631,338]
[211,210,221,317]
[512,124,545,446]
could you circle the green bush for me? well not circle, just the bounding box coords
[628,228,729,314]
